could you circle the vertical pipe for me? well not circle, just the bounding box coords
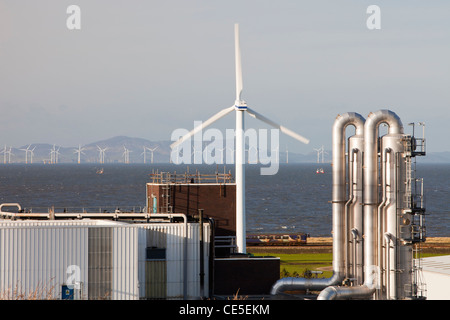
[364,110,403,296]
[331,113,365,279]
[384,233,392,300]
[198,209,205,298]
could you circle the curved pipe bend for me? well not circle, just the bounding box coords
[271,272,344,295]
[317,284,375,300]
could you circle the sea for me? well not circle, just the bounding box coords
[0,163,448,237]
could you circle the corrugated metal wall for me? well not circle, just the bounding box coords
[0,222,89,299]
[0,220,210,300]
[137,222,210,299]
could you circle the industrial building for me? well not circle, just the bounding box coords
[0,218,211,300]
[0,170,279,300]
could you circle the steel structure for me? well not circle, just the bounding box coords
[272,110,426,300]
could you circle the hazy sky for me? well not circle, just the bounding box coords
[1,0,449,153]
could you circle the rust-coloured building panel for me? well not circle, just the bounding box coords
[146,183,236,236]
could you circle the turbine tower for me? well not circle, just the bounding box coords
[20,144,32,164]
[29,146,36,164]
[97,145,107,164]
[142,146,147,163]
[123,146,131,164]
[171,24,310,253]
[286,145,289,164]
[50,144,60,164]
[1,145,6,164]
[147,146,158,164]
[74,144,86,164]
[7,146,13,163]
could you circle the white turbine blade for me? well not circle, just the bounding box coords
[246,107,310,144]
[170,105,235,149]
[235,23,243,103]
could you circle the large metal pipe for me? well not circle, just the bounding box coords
[363,110,403,281]
[318,110,404,300]
[271,112,365,295]
[347,136,364,284]
[317,284,375,300]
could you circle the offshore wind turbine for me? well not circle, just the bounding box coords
[7,146,13,163]
[1,145,6,164]
[141,146,148,163]
[29,146,36,164]
[286,145,289,164]
[20,144,32,164]
[171,23,310,253]
[123,146,131,164]
[147,146,158,164]
[74,144,86,164]
[50,144,60,164]
[97,146,107,164]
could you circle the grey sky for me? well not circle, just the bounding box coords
[1,0,449,153]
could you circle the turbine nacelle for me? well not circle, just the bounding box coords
[234,100,247,110]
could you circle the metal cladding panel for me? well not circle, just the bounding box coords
[0,220,210,300]
[141,223,210,299]
[0,224,89,299]
[112,226,139,300]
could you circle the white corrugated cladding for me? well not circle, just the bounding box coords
[137,222,210,299]
[420,255,450,300]
[0,220,91,299]
[0,219,210,300]
[112,225,139,300]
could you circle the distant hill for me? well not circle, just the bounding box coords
[1,136,448,164]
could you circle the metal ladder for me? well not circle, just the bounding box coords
[402,135,427,299]
[160,172,172,213]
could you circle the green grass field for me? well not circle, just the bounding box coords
[248,251,333,278]
[248,251,448,279]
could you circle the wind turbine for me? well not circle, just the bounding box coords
[1,145,6,164]
[314,146,322,163]
[55,146,61,163]
[286,145,289,164]
[7,146,13,163]
[123,146,131,164]
[142,146,148,163]
[29,146,36,164]
[314,145,327,163]
[50,144,60,164]
[170,24,310,253]
[147,146,158,164]
[97,145,107,164]
[74,144,86,164]
[20,144,32,164]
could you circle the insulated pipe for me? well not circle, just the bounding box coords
[351,228,359,281]
[331,113,365,281]
[317,284,375,300]
[318,110,403,300]
[0,203,22,217]
[384,232,393,300]
[348,137,364,285]
[377,148,391,298]
[382,134,407,299]
[363,110,403,292]
[271,112,365,295]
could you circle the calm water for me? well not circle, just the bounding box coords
[0,163,448,237]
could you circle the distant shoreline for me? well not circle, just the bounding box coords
[248,237,450,255]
